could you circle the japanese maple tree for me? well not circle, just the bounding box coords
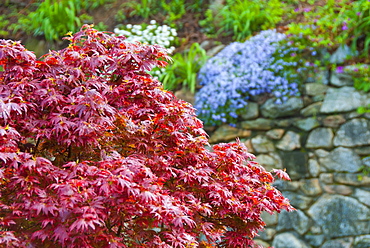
[0,25,294,248]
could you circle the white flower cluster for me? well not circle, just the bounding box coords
[113,20,177,54]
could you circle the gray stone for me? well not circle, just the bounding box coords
[280,151,309,180]
[256,154,280,171]
[282,192,313,209]
[334,173,370,186]
[319,173,334,184]
[276,131,301,151]
[322,237,354,248]
[310,225,323,234]
[300,102,322,117]
[273,180,300,191]
[307,194,370,238]
[308,152,315,158]
[305,235,325,247]
[330,69,354,87]
[240,118,274,130]
[275,118,296,128]
[348,110,363,119]
[362,157,370,167]
[319,147,362,172]
[257,228,276,241]
[353,189,370,206]
[323,184,353,196]
[320,87,367,114]
[329,44,357,64]
[251,135,275,153]
[299,179,322,196]
[209,125,251,143]
[323,114,346,128]
[312,94,325,102]
[308,159,320,177]
[354,146,370,155]
[261,211,278,226]
[316,68,330,85]
[334,118,370,147]
[305,83,328,96]
[354,235,370,248]
[266,129,285,140]
[276,210,312,235]
[315,149,330,158]
[239,102,259,120]
[272,232,310,248]
[268,152,283,169]
[294,117,320,131]
[306,128,334,149]
[261,97,304,118]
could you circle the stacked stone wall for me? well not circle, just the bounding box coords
[207,70,370,248]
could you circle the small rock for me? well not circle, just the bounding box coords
[315,149,330,158]
[306,128,334,149]
[322,184,353,195]
[266,129,285,139]
[255,154,278,171]
[353,189,370,206]
[305,83,328,96]
[273,180,300,191]
[319,173,334,184]
[209,124,251,143]
[329,44,357,64]
[258,228,276,241]
[261,97,304,118]
[299,179,322,196]
[300,102,322,117]
[272,232,310,248]
[277,210,312,235]
[334,118,370,147]
[239,102,259,120]
[322,237,354,248]
[319,147,362,173]
[305,235,325,247]
[282,192,313,209]
[308,195,370,238]
[320,87,367,114]
[251,135,275,153]
[261,211,278,226]
[240,118,274,130]
[276,131,301,151]
[323,115,346,128]
[334,173,370,186]
[308,159,320,177]
[294,117,320,131]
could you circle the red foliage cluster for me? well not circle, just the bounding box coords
[0,25,294,248]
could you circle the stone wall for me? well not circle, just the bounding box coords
[207,69,370,248]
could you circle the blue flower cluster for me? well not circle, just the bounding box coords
[195,29,301,126]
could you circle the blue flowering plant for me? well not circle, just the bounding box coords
[195,29,307,126]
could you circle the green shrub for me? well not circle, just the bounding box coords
[286,0,370,61]
[202,0,287,41]
[15,0,110,41]
[0,16,10,37]
[158,42,208,93]
[121,0,206,26]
